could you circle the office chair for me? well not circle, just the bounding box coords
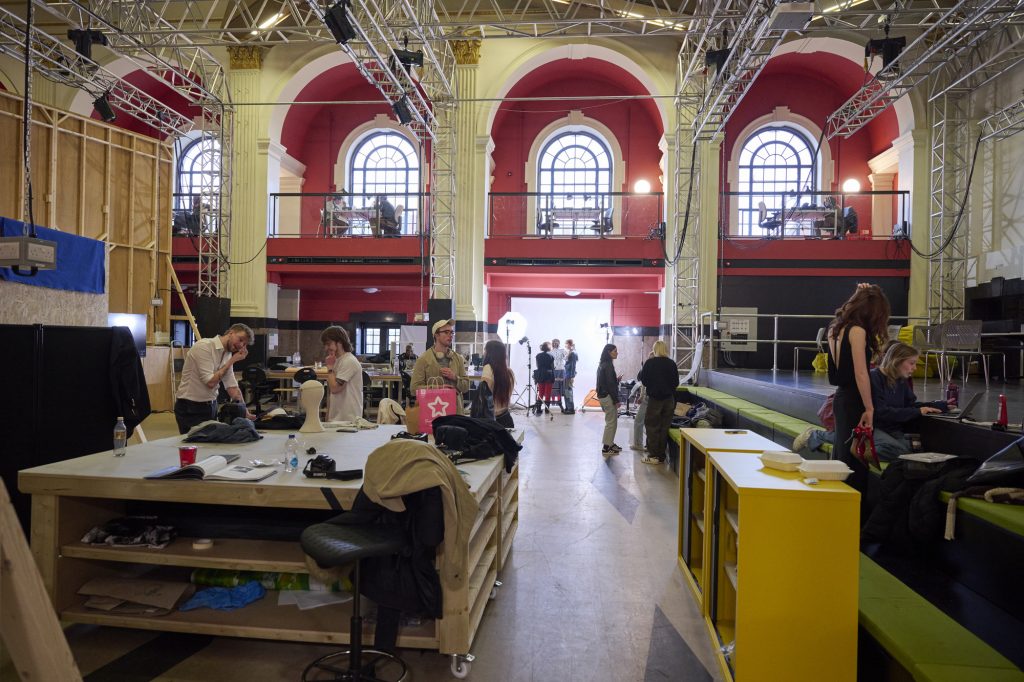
[589,207,613,235]
[381,206,403,237]
[241,365,276,417]
[362,370,373,419]
[757,201,782,235]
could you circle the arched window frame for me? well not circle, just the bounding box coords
[727,107,833,236]
[525,112,625,236]
[174,135,221,213]
[339,120,421,235]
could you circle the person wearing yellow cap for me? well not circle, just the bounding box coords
[410,318,469,414]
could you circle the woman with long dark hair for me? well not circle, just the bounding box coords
[596,343,621,459]
[481,339,515,428]
[827,283,890,492]
[534,341,555,415]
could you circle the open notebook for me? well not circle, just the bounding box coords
[145,454,278,482]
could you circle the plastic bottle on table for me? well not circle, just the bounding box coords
[945,381,959,406]
[113,417,127,457]
[284,434,298,472]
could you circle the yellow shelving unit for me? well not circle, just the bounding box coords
[704,450,860,682]
[676,428,777,603]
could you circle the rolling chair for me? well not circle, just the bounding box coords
[241,365,277,417]
[379,206,403,237]
[362,370,373,419]
[589,207,613,235]
[757,201,782,235]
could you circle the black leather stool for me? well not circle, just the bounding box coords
[300,522,409,681]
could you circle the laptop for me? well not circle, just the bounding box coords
[927,392,982,422]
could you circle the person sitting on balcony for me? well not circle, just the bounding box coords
[370,195,400,236]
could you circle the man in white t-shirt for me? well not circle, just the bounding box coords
[321,326,363,422]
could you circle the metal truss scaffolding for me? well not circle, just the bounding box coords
[927,94,971,323]
[430,101,457,300]
[825,0,1022,139]
[981,97,1024,141]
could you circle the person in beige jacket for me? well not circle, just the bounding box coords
[410,318,470,414]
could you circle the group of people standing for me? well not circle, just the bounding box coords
[533,338,578,415]
[595,341,680,463]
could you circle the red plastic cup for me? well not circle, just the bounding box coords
[179,446,198,467]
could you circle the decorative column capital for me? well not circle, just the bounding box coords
[452,40,482,65]
[228,46,264,70]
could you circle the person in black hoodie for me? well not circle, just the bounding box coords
[533,341,555,415]
[596,344,621,459]
[638,340,680,465]
[870,341,951,460]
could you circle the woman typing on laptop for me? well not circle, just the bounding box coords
[869,342,955,461]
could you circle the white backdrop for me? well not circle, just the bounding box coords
[505,298,612,408]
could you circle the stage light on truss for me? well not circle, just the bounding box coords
[392,96,413,125]
[93,93,116,122]
[67,29,106,61]
[394,48,424,69]
[324,1,357,44]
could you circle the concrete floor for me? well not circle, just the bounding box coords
[4,408,722,682]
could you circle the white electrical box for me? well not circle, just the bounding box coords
[720,306,758,352]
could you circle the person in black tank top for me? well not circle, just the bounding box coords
[826,283,891,494]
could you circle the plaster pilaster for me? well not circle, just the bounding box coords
[868,172,895,237]
[227,63,267,318]
[907,127,931,323]
[454,55,483,324]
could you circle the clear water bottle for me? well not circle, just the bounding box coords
[113,417,127,457]
[284,434,298,472]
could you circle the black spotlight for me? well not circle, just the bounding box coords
[324,1,357,44]
[392,96,413,125]
[93,93,116,123]
[67,29,106,61]
[394,48,424,69]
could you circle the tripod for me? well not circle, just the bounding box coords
[510,340,534,411]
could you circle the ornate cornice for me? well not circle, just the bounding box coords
[452,40,482,66]
[228,46,264,70]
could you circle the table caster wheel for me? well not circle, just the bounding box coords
[451,653,474,679]
[489,579,502,600]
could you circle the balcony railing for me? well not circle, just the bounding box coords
[268,192,427,237]
[488,191,663,239]
[721,189,911,239]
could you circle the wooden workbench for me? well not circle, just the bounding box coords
[18,425,518,662]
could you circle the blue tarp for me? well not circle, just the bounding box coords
[0,217,105,293]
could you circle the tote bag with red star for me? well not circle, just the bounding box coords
[416,377,457,434]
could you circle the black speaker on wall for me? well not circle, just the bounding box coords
[196,296,231,339]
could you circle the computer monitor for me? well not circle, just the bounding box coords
[108,312,146,357]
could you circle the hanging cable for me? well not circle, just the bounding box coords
[21,0,35,237]
[907,130,983,260]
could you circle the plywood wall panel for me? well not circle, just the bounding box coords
[0,90,172,335]
[108,246,129,312]
[55,130,82,233]
[83,140,108,239]
[108,146,132,245]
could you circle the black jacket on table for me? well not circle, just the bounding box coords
[638,356,680,400]
[596,360,618,399]
[869,368,947,434]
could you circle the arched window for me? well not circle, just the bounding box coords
[737,126,816,235]
[537,131,612,236]
[175,136,221,212]
[349,131,420,235]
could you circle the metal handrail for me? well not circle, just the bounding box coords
[697,311,930,371]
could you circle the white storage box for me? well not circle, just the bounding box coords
[798,460,854,481]
[760,450,804,471]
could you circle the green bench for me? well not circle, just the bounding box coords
[859,555,1024,681]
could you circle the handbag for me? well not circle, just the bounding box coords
[471,380,495,420]
[818,393,836,431]
[415,377,457,434]
[966,435,1024,486]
